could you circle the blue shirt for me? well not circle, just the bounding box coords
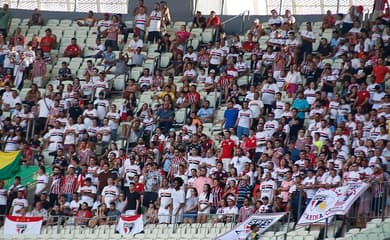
[197,107,214,118]
[224,108,239,129]
[292,98,309,119]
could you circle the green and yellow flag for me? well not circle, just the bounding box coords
[0,151,21,180]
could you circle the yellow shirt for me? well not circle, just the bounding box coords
[159,91,176,101]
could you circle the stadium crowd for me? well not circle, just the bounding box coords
[0,0,389,229]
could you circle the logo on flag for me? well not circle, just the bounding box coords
[117,214,144,236]
[298,183,369,225]
[123,222,134,234]
[16,224,27,234]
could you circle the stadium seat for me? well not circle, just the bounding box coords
[112,75,126,91]
[159,53,171,69]
[47,19,60,26]
[191,27,203,35]
[190,38,200,50]
[60,19,73,26]
[201,29,214,43]
[130,67,143,80]
[174,108,187,126]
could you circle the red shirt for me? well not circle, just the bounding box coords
[185,92,201,104]
[176,31,191,44]
[242,41,256,52]
[206,16,221,27]
[220,139,235,159]
[65,44,81,57]
[373,64,390,84]
[135,183,144,194]
[356,90,370,106]
[245,136,256,149]
[40,36,55,53]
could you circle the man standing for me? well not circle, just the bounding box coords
[146,2,162,43]
[0,4,10,38]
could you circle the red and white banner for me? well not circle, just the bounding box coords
[3,215,43,235]
[298,183,369,225]
[214,213,286,240]
[117,214,144,236]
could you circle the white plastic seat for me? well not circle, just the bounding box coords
[112,75,126,91]
[174,108,187,125]
[201,29,214,43]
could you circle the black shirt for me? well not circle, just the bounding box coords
[69,106,83,122]
[125,191,140,212]
[192,16,206,28]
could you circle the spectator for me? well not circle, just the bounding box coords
[28,8,44,26]
[74,202,92,225]
[0,4,11,37]
[97,13,112,38]
[197,183,213,223]
[206,11,221,29]
[192,11,206,29]
[183,187,198,223]
[322,10,335,31]
[63,38,82,58]
[40,28,57,59]
[146,2,162,43]
[76,10,97,27]
[86,38,105,58]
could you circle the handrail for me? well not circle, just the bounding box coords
[222,10,250,25]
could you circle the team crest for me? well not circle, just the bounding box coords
[16,224,27,234]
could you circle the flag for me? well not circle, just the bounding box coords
[214,213,286,240]
[0,151,21,180]
[117,214,144,236]
[297,183,369,225]
[3,215,43,235]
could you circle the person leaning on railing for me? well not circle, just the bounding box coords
[88,202,108,228]
[74,202,92,226]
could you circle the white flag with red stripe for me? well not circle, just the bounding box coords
[117,214,144,235]
[3,215,43,235]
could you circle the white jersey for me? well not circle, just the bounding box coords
[187,156,202,172]
[98,20,112,32]
[264,120,279,137]
[260,180,277,201]
[261,83,279,105]
[248,100,263,119]
[63,124,78,145]
[0,188,7,205]
[237,109,253,128]
[209,48,224,65]
[35,174,48,195]
[302,176,317,199]
[101,185,119,206]
[255,131,267,153]
[106,111,120,130]
[11,198,28,215]
[83,109,97,128]
[148,10,162,32]
[135,13,147,30]
[80,185,97,207]
[45,128,64,153]
[274,101,285,119]
[37,97,53,118]
[4,136,20,152]
[122,164,141,187]
[94,99,109,121]
[158,188,173,209]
